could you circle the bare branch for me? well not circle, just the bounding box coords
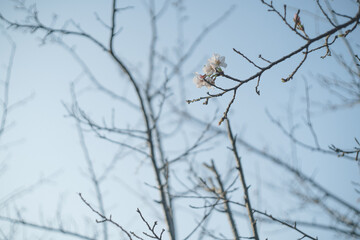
[226,119,259,240]
[78,193,133,239]
[0,215,95,240]
[136,208,165,240]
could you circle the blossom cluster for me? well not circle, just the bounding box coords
[193,53,227,89]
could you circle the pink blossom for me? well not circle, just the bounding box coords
[193,72,214,89]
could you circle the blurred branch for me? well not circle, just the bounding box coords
[203,160,241,240]
[266,110,356,161]
[72,83,108,240]
[0,12,107,51]
[164,6,235,82]
[238,137,360,216]
[180,110,360,216]
[175,193,318,239]
[0,174,54,209]
[292,183,360,235]
[57,39,139,110]
[234,208,360,238]
[303,80,320,149]
[64,102,150,157]
[0,215,95,240]
[226,200,318,240]
[0,29,16,141]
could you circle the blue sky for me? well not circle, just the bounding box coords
[0,0,359,239]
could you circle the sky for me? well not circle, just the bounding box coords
[0,0,359,239]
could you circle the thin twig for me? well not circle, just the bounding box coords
[78,193,133,239]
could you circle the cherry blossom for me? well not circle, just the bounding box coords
[208,53,227,71]
[193,53,227,88]
[193,72,214,89]
[202,63,215,76]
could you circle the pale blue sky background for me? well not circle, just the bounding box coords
[0,0,359,239]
